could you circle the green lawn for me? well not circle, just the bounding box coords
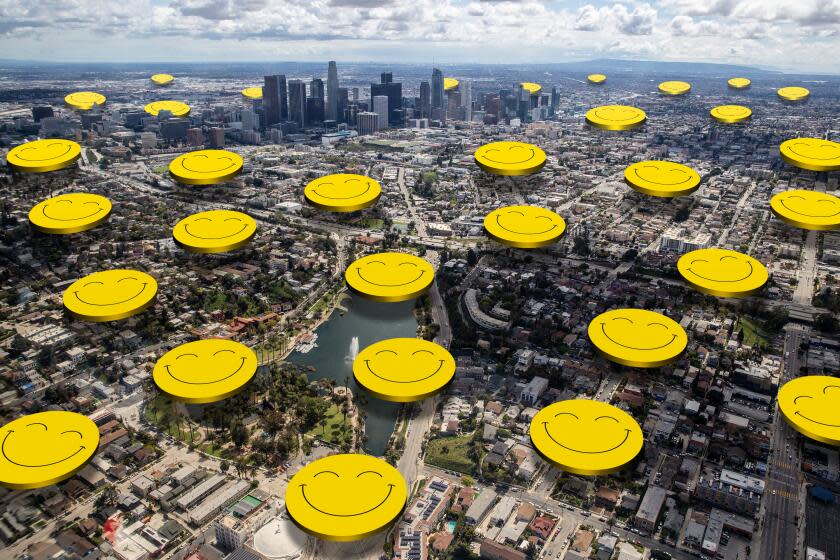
[738,317,769,348]
[425,433,478,475]
[305,404,352,446]
[358,217,384,230]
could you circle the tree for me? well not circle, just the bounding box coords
[815,313,838,334]
[467,248,478,266]
[572,236,590,256]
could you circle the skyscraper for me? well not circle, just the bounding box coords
[431,68,444,109]
[263,75,287,126]
[308,78,325,124]
[419,81,431,119]
[357,111,379,136]
[327,61,338,121]
[336,88,349,124]
[371,73,402,126]
[373,95,389,130]
[461,81,472,122]
[288,80,306,128]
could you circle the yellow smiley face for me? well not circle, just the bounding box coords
[153,339,258,404]
[285,454,407,541]
[778,376,840,446]
[444,78,459,91]
[585,105,647,131]
[530,400,643,476]
[151,73,174,86]
[770,189,840,230]
[728,77,751,89]
[624,160,701,198]
[6,139,81,173]
[483,205,566,248]
[168,149,244,185]
[29,193,112,234]
[0,411,99,490]
[587,74,606,84]
[241,87,262,99]
[777,86,809,102]
[304,173,382,212]
[345,252,434,302]
[779,138,840,172]
[474,141,547,176]
[659,81,691,95]
[677,248,768,298]
[353,338,455,402]
[588,308,687,368]
[710,105,752,124]
[65,91,106,111]
[172,210,257,253]
[520,82,542,94]
[63,269,158,322]
[144,100,190,117]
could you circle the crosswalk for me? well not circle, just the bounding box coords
[770,488,798,500]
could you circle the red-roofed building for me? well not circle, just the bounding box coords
[528,515,555,540]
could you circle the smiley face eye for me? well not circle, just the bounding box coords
[214,349,235,356]
[27,422,48,430]
[647,322,668,329]
[314,470,340,478]
[554,412,579,420]
[356,470,383,478]
[506,210,525,217]
[83,281,104,288]
[611,317,634,324]
[690,259,709,265]
[117,277,138,283]
[367,260,386,267]
[375,349,398,356]
[824,385,840,394]
[61,430,83,438]
[595,415,619,423]
[399,262,418,267]
[412,349,434,356]
[719,255,738,262]
[176,353,199,360]
[793,395,813,404]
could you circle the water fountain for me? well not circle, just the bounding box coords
[345,336,360,363]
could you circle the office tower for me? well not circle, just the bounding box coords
[371,73,402,126]
[357,111,378,135]
[209,127,225,148]
[241,109,259,131]
[161,119,188,141]
[327,60,338,121]
[263,75,287,126]
[373,95,389,130]
[344,103,359,126]
[381,72,393,84]
[446,89,460,120]
[32,106,54,122]
[462,81,472,122]
[336,87,349,123]
[307,78,325,124]
[419,81,431,119]
[550,86,558,115]
[352,87,359,102]
[311,78,325,101]
[287,80,306,128]
[186,128,204,146]
[431,68,444,109]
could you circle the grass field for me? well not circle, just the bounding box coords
[425,433,478,475]
[305,404,352,446]
[738,317,769,348]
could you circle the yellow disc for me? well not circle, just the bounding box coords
[345,252,434,302]
[144,100,190,117]
[241,87,262,99]
[29,193,112,234]
[771,189,840,230]
[483,205,566,248]
[168,149,243,185]
[173,210,256,253]
[151,73,174,86]
[285,453,407,541]
[677,248,768,297]
[659,81,691,95]
[778,375,840,446]
[304,173,382,212]
[444,78,459,91]
[777,86,810,102]
[474,141,546,176]
[530,400,643,476]
[0,411,99,490]
[588,308,687,368]
[585,105,646,131]
[353,338,455,402]
[153,339,258,404]
[780,138,840,172]
[63,269,157,322]
[65,91,106,110]
[587,74,606,84]
[728,77,751,89]
[710,105,752,124]
[5,139,81,173]
[623,160,700,198]
[520,82,542,94]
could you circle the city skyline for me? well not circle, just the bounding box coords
[0,1,839,73]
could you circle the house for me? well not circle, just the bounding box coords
[528,516,555,540]
[595,486,620,510]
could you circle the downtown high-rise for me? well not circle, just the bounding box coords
[263,74,288,126]
[431,68,444,110]
[326,61,338,121]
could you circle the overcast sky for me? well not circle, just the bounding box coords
[0,0,838,73]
